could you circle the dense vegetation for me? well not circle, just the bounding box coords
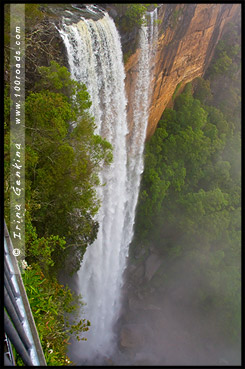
[5,59,113,277]
[113,4,157,31]
[14,259,90,366]
[111,3,158,63]
[24,61,112,274]
[132,22,241,345]
[4,5,113,365]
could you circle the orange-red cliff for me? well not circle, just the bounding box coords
[124,3,241,140]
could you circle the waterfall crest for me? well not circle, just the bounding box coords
[59,7,158,363]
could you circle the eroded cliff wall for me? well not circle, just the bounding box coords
[124,3,240,140]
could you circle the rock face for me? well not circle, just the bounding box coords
[120,324,146,348]
[124,3,241,140]
[145,253,162,281]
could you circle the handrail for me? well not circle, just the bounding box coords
[4,332,15,366]
[4,221,47,366]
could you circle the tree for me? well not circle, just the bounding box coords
[25,62,113,273]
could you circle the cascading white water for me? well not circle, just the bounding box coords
[122,9,158,254]
[59,6,158,363]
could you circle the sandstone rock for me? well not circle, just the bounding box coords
[146,303,162,311]
[134,246,147,259]
[131,264,144,281]
[120,324,145,348]
[103,357,115,366]
[145,253,162,281]
[128,296,143,311]
[127,263,137,274]
[124,3,241,140]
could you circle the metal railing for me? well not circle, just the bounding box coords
[4,221,47,366]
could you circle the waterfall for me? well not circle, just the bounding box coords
[59,6,158,363]
[123,9,158,255]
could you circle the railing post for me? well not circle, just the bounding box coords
[4,221,47,366]
[4,311,34,366]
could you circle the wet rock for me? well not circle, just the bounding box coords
[128,296,143,311]
[120,324,145,348]
[131,264,144,282]
[134,244,147,259]
[145,253,162,281]
[103,357,115,366]
[108,8,118,20]
[146,303,162,311]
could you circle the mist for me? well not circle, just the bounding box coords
[110,248,241,366]
[60,233,240,366]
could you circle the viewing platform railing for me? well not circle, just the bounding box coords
[4,221,47,366]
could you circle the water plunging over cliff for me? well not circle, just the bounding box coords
[123,9,158,255]
[59,7,158,363]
